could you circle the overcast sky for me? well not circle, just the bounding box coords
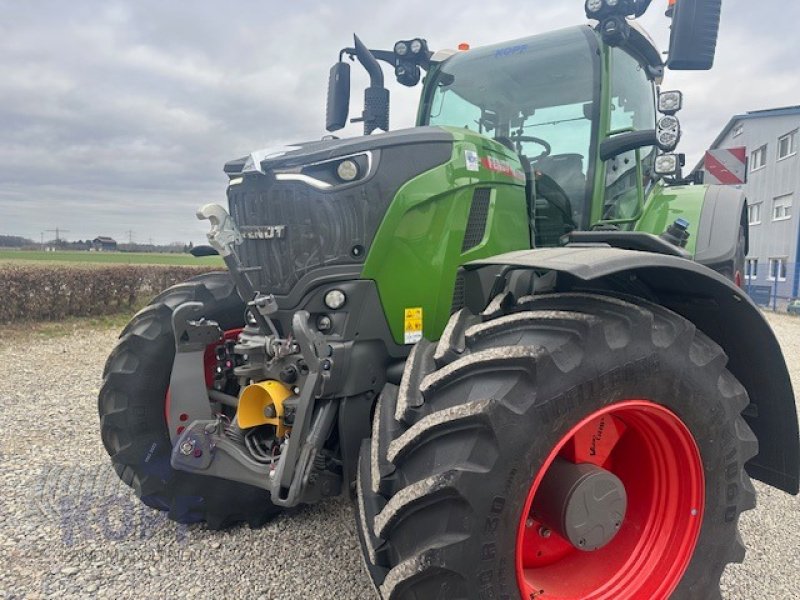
[2,0,798,244]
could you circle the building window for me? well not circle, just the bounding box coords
[751,145,767,171]
[732,124,743,138]
[768,258,788,282]
[748,202,762,225]
[745,258,758,280]
[778,130,797,160]
[772,194,793,221]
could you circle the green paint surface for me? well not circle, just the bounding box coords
[362,127,531,344]
[635,183,706,255]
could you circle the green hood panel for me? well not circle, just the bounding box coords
[361,127,531,344]
[635,183,707,256]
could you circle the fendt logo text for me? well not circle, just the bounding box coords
[240,225,287,240]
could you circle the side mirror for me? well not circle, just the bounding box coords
[667,0,722,70]
[326,62,351,132]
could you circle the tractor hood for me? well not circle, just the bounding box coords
[224,126,452,177]
[222,127,454,297]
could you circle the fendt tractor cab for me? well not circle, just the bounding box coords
[100,1,799,598]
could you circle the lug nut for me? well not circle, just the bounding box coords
[539,527,551,538]
[180,440,195,456]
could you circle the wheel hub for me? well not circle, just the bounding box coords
[516,401,705,599]
[534,458,627,551]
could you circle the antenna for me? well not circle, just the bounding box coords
[45,228,70,243]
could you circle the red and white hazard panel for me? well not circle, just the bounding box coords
[703,147,747,185]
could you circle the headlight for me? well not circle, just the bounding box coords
[658,130,679,148]
[657,115,681,150]
[658,90,683,115]
[316,314,333,332]
[394,41,408,56]
[658,115,680,131]
[654,154,679,176]
[410,39,424,54]
[336,159,359,182]
[324,289,347,310]
[586,0,604,14]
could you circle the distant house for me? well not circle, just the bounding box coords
[91,236,118,252]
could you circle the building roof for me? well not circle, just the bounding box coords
[93,236,117,244]
[693,105,800,173]
[707,105,800,151]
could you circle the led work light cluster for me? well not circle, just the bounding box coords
[585,0,644,45]
[653,90,685,176]
[393,38,429,87]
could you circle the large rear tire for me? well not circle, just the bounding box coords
[99,272,280,528]
[356,293,757,599]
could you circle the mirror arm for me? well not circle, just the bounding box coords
[353,35,384,88]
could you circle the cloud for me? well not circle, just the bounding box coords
[1,0,797,243]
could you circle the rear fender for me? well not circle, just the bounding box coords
[694,185,748,272]
[465,247,800,494]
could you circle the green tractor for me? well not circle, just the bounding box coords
[99,0,799,597]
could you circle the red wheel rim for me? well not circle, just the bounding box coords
[515,400,705,600]
[165,328,243,435]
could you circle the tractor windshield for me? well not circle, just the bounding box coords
[420,27,599,229]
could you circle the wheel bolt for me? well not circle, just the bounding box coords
[526,518,535,529]
[180,440,195,455]
[539,527,551,538]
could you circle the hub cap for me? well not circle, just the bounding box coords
[516,400,705,599]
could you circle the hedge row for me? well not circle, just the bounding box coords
[0,264,222,323]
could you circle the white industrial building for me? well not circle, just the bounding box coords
[701,106,799,306]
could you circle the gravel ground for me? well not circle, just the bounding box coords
[0,314,798,599]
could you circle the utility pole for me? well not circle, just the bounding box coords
[40,232,44,250]
[125,230,135,244]
[45,228,70,245]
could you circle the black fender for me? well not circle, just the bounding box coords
[695,185,748,270]
[465,246,799,494]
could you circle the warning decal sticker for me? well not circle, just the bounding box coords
[404,307,423,345]
[465,149,480,172]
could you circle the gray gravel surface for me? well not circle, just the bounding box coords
[0,314,798,599]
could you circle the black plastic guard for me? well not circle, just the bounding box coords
[466,247,800,494]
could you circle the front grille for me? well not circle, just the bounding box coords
[229,180,374,296]
[462,188,492,252]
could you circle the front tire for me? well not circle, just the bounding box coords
[99,272,280,528]
[356,293,757,599]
